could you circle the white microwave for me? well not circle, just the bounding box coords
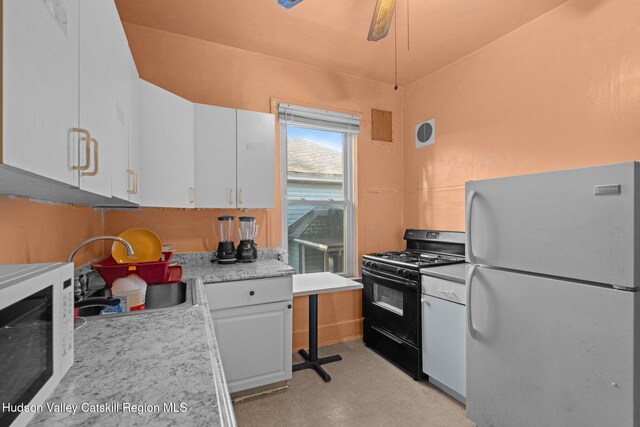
[0,263,74,427]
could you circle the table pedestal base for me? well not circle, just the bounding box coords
[293,349,342,382]
[292,294,343,382]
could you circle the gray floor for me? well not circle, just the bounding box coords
[233,340,474,426]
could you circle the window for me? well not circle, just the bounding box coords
[279,104,358,276]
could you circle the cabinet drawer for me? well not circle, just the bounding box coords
[421,275,466,305]
[205,276,293,310]
[363,319,421,379]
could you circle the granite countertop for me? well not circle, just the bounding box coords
[420,262,470,284]
[184,260,295,284]
[31,278,234,427]
[175,252,295,284]
[31,250,293,427]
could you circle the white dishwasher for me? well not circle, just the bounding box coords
[421,263,468,404]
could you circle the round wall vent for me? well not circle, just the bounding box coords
[415,119,435,148]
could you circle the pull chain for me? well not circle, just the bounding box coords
[394,5,398,90]
[407,0,410,50]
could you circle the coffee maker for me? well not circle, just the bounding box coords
[214,216,237,264]
[236,216,259,263]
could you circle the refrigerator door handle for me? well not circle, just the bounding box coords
[466,264,478,339]
[466,190,477,263]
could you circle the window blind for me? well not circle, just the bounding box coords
[278,103,360,134]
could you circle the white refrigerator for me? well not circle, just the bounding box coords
[465,161,640,427]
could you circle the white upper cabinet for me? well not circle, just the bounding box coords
[236,110,275,209]
[195,106,275,209]
[109,13,139,202]
[3,0,80,186]
[139,80,195,208]
[78,0,124,197]
[3,2,273,209]
[2,0,138,206]
[194,104,237,208]
[126,57,141,205]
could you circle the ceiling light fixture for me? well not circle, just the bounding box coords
[278,0,304,9]
[367,0,397,41]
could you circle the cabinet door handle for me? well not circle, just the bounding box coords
[72,128,91,171]
[249,290,255,296]
[126,170,133,193]
[229,188,235,205]
[82,138,99,176]
[189,187,196,204]
[127,169,138,194]
[238,188,244,205]
[287,304,292,309]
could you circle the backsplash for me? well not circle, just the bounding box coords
[169,248,287,264]
[0,196,105,266]
[74,248,288,277]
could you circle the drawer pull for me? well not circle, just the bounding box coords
[249,291,255,296]
[437,288,455,295]
[287,304,292,309]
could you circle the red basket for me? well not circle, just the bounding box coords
[93,251,174,287]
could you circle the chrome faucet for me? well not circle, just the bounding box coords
[68,236,134,296]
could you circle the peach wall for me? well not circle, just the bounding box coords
[403,0,640,231]
[0,196,105,266]
[105,208,270,252]
[113,23,405,349]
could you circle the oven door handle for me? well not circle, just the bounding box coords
[362,269,417,289]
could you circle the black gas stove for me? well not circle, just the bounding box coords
[364,250,465,269]
[362,229,465,379]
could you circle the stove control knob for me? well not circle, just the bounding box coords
[401,269,411,278]
[370,262,378,269]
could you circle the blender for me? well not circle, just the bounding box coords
[236,216,259,262]
[214,216,237,264]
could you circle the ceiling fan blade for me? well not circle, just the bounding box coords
[367,0,396,41]
[278,0,304,9]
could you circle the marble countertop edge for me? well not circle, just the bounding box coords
[196,277,237,427]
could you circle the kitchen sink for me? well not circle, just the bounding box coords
[77,281,197,317]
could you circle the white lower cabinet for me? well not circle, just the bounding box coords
[212,301,292,393]
[205,277,293,394]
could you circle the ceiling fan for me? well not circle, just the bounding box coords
[277,0,397,41]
